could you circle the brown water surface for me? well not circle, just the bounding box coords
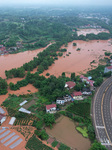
[42,40,112,77]
[46,116,91,150]
[0,45,50,79]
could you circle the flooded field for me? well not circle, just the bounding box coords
[0,40,112,79]
[42,40,112,77]
[46,116,91,150]
[0,84,38,105]
[77,28,109,36]
[0,44,50,79]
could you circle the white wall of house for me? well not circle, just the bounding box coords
[56,100,65,105]
[73,96,83,100]
[46,107,56,113]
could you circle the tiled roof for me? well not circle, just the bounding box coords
[73,91,82,96]
[46,104,56,110]
[66,81,76,88]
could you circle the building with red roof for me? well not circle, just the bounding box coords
[65,81,76,89]
[73,91,82,96]
[80,75,94,87]
[46,104,56,113]
[71,91,83,100]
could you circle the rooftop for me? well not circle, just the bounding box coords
[73,91,82,96]
[46,104,56,110]
[106,66,112,70]
[65,81,76,88]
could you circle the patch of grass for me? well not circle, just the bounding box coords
[76,127,88,138]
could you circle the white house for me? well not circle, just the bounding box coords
[0,114,6,124]
[80,75,94,91]
[64,95,72,102]
[56,98,65,105]
[46,104,56,113]
[72,91,83,100]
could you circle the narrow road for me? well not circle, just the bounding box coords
[93,76,112,150]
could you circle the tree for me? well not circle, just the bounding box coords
[62,72,65,77]
[71,72,75,81]
[44,113,55,128]
[89,141,107,150]
[0,77,8,95]
[73,43,77,46]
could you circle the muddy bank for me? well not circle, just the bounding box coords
[42,40,112,77]
[46,116,91,150]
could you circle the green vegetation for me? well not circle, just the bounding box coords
[73,42,77,46]
[67,101,90,117]
[35,130,49,140]
[0,77,8,95]
[89,141,107,150]
[44,113,55,128]
[76,127,88,138]
[59,143,70,150]
[2,96,23,109]
[9,79,28,90]
[26,134,53,150]
[105,52,111,56]
[76,48,81,51]
[51,140,58,147]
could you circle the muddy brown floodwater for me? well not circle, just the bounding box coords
[0,39,112,150]
[46,116,91,150]
[0,44,51,79]
[42,40,112,77]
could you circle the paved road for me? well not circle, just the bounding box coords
[93,76,112,150]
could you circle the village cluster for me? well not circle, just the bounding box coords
[0,42,23,55]
[46,75,94,114]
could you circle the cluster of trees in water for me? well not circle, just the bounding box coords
[0,77,8,95]
[77,32,111,40]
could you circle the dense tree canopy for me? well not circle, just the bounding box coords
[0,77,8,95]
